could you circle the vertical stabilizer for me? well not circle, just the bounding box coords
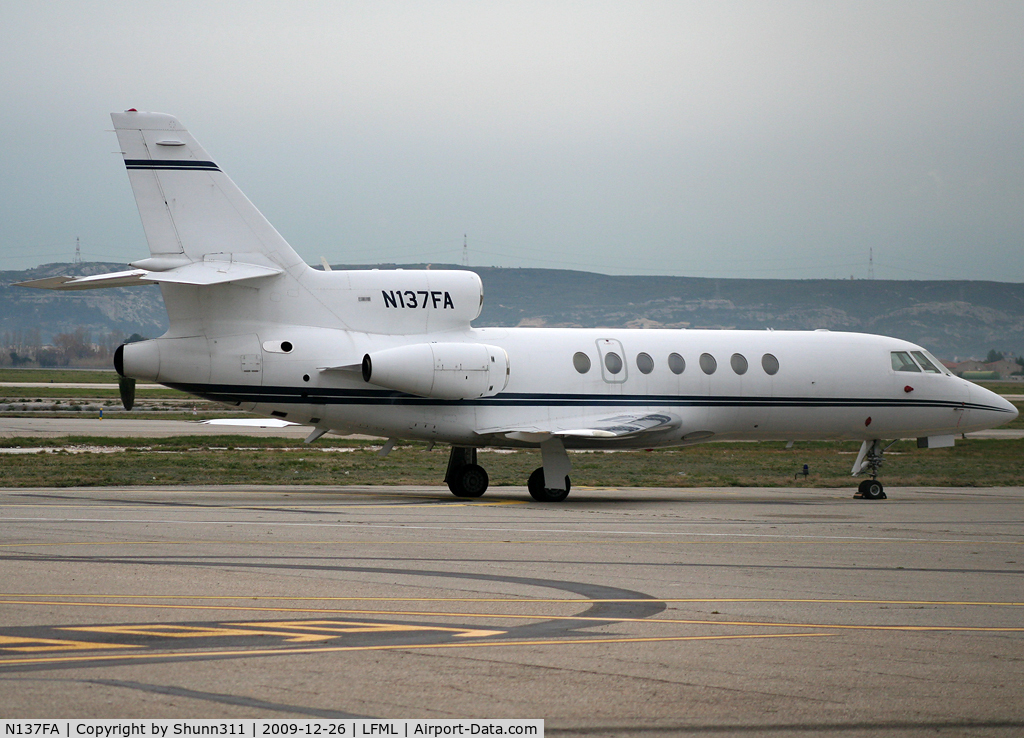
[110,110,305,271]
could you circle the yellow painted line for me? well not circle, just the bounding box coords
[205,609,1024,634]
[229,620,504,638]
[63,621,504,642]
[0,635,136,653]
[0,632,830,667]
[62,624,338,643]
[1,600,1019,634]
[3,595,1021,607]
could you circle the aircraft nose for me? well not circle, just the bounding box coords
[1001,394,1019,422]
[970,384,1018,427]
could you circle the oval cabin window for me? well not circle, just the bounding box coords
[668,353,685,374]
[636,352,654,374]
[730,353,748,375]
[700,353,717,375]
[604,352,623,374]
[762,353,780,375]
[573,352,592,374]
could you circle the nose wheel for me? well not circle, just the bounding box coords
[856,478,886,500]
[852,439,891,500]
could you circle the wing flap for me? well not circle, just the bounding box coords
[482,412,680,442]
[198,418,298,428]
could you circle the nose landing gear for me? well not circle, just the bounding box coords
[857,478,886,500]
[852,439,890,500]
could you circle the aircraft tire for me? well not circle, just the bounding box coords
[448,464,488,498]
[527,467,571,502]
[858,479,886,500]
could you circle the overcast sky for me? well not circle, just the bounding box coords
[1,1,1022,280]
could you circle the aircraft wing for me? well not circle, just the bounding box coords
[480,412,680,443]
[198,418,298,428]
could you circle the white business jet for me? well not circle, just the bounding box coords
[18,111,1018,501]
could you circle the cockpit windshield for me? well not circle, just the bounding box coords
[891,351,921,372]
[911,350,942,374]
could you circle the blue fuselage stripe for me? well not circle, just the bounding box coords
[163,383,1009,413]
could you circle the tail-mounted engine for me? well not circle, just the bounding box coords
[361,342,510,400]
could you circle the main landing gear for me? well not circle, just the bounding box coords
[445,447,488,498]
[528,467,571,502]
[852,439,891,500]
[446,438,574,502]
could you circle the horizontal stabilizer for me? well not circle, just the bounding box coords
[15,270,151,291]
[15,260,283,291]
[147,259,282,285]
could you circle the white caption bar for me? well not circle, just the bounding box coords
[0,721,543,738]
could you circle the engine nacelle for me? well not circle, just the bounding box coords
[114,336,211,383]
[362,342,509,400]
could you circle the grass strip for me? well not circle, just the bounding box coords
[0,368,118,383]
[0,438,1021,488]
[0,388,193,400]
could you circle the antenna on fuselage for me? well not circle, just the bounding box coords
[462,234,468,267]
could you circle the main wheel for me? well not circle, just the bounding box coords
[858,478,886,500]
[527,466,571,502]
[448,463,488,498]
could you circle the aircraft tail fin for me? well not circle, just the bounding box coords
[110,110,305,272]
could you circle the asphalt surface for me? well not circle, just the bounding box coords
[0,482,1021,735]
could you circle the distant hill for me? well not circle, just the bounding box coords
[0,262,167,346]
[2,261,1022,360]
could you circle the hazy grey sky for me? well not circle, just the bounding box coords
[1,1,1022,280]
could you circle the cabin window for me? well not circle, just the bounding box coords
[730,353,748,375]
[668,353,685,374]
[604,352,623,374]
[762,353,779,375]
[636,352,654,374]
[891,351,921,372]
[700,353,717,375]
[911,351,942,374]
[573,352,591,374]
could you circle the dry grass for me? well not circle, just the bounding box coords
[0,437,1021,489]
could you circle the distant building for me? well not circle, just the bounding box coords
[943,358,1023,379]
